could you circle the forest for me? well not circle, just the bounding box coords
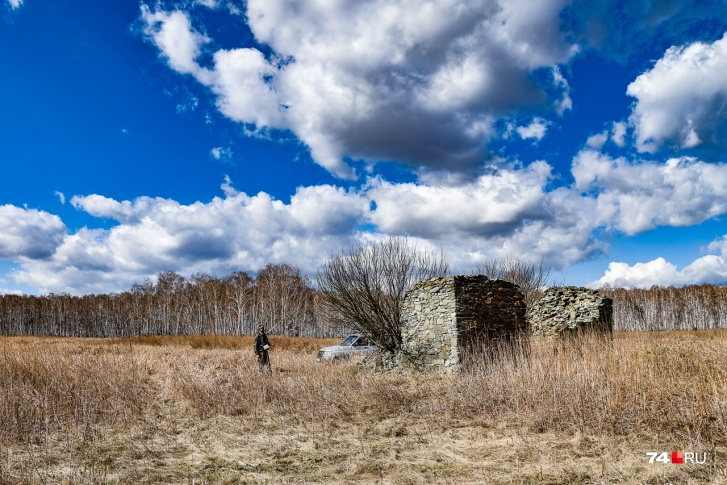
[1,263,726,337]
[0,264,334,338]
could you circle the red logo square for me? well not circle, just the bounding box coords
[672,452,683,464]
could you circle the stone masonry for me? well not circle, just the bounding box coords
[528,286,613,339]
[398,275,527,373]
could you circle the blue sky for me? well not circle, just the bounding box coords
[3,0,727,295]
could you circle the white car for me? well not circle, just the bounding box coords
[316,334,377,361]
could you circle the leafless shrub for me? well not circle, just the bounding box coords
[316,237,449,352]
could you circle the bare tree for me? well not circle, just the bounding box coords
[254,263,314,336]
[472,256,554,309]
[316,237,449,352]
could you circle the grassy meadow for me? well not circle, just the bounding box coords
[1,331,726,483]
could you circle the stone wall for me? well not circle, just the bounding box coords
[398,275,527,373]
[528,287,613,339]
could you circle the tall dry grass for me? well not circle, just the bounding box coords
[457,332,727,443]
[2,333,725,444]
[0,338,156,446]
[166,332,727,446]
[106,334,333,352]
[0,332,725,481]
[0,336,340,446]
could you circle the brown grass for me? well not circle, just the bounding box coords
[105,334,339,352]
[1,332,726,483]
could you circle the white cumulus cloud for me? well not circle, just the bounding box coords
[140,0,577,178]
[210,146,232,161]
[368,161,604,269]
[196,0,218,8]
[628,33,727,153]
[6,167,603,293]
[369,161,552,238]
[140,6,214,85]
[611,121,627,147]
[516,118,549,141]
[585,131,609,149]
[0,205,67,260]
[14,181,370,294]
[572,149,727,234]
[589,254,727,289]
[11,146,727,293]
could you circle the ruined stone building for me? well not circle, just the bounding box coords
[395,277,613,373]
[528,286,613,339]
[398,275,527,373]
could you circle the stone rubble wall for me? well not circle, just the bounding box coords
[528,286,613,339]
[399,276,458,371]
[454,276,527,347]
[398,275,527,373]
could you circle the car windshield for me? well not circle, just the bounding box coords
[339,335,358,346]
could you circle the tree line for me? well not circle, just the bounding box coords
[0,264,344,338]
[600,284,727,332]
[1,255,726,338]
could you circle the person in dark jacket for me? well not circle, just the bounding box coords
[254,325,271,372]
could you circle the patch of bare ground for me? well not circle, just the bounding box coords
[0,332,726,483]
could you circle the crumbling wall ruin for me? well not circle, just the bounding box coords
[398,275,527,372]
[528,286,613,339]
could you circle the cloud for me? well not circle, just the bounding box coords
[210,146,232,161]
[70,194,168,224]
[54,191,66,204]
[14,181,370,294]
[6,167,598,294]
[552,66,573,114]
[572,149,727,234]
[588,258,681,289]
[140,6,214,85]
[367,160,604,269]
[5,0,22,10]
[176,94,199,113]
[18,143,727,293]
[0,205,66,260]
[210,47,287,129]
[590,229,727,289]
[585,121,629,149]
[707,234,727,255]
[13,142,727,294]
[369,161,552,238]
[140,0,577,178]
[589,255,727,289]
[196,0,218,8]
[611,121,627,147]
[586,131,609,149]
[516,118,549,141]
[627,33,727,153]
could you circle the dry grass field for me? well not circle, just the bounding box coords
[1,331,726,484]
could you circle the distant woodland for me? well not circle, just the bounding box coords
[600,285,727,331]
[0,264,337,338]
[0,264,726,337]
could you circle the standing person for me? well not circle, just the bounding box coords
[254,325,272,372]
